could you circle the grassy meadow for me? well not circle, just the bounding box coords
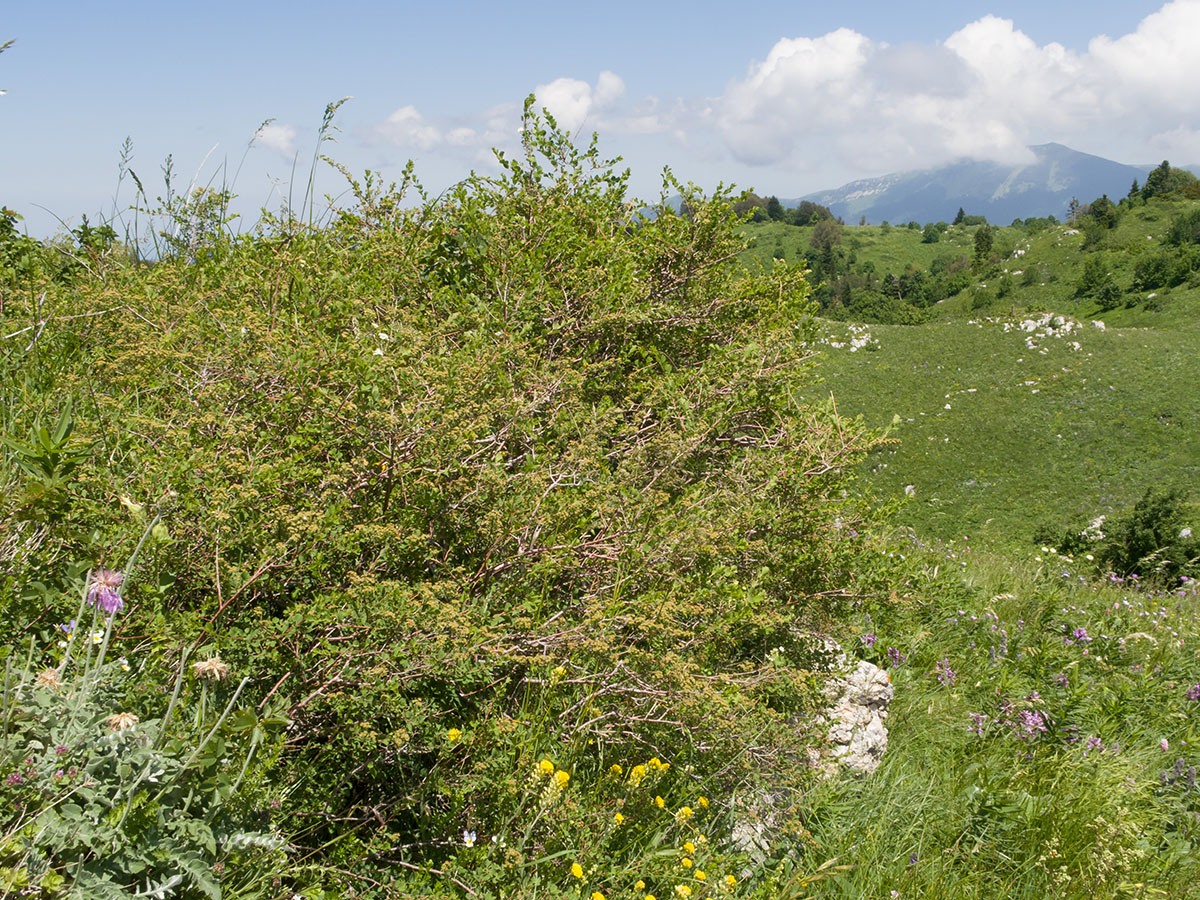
[2,112,1199,899]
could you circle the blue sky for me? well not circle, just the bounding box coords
[3,1,1198,237]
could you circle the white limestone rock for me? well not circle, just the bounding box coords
[815,653,893,775]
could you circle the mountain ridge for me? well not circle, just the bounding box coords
[787,144,1154,224]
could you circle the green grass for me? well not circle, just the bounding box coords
[801,315,1200,548]
[782,542,1200,899]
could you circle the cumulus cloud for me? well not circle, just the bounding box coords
[376,105,442,151]
[717,0,1200,173]
[534,70,626,133]
[369,72,646,162]
[255,123,298,157]
[361,2,1200,189]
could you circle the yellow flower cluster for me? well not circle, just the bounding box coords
[628,764,647,787]
[446,727,462,742]
[532,759,571,806]
[675,805,694,822]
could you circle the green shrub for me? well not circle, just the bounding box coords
[1096,487,1198,582]
[1,100,887,895]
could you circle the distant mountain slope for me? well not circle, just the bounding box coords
[794,144,1150,225]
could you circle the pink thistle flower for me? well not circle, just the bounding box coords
[87,569,124,616]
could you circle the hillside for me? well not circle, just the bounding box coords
[738,190,1200,549]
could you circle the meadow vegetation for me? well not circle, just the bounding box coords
[2,104,1199,898]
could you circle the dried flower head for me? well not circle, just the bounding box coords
[191,657,230,681]
[87,569,125,616]
[106,712,140,733]
[34,668,62,689]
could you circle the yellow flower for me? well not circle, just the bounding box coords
[629,764,647,787]
[446,728,462,742]
[646,896,657,900]
[591,892,606,900]
[614,813,626,825]
[697,796,709,808]
[609,763,623,776]
[571,863,584,879]
[683,841,695,854]
[554,666,567,677]
[554,769,570,788]
[538,759,555,776]
[697,834,708,844]
[655,796,665,808]
[674,886,691,899]
[649,757,662,770]
[675,806,694,822]
[694,871,706,882]
[723,874,737,888]
[636,881,646,891]
[680,857,692,869]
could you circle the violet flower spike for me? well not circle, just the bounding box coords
[87,569,125,616]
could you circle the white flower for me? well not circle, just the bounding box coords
[1181,527,1192,539]
[372,348,384,357]
[462,829,476,847]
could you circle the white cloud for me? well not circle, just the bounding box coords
[255,123,298,157]
[533,76,593,132]
[716,0,1200,174]
[1088,0,1200,115]
[593,70,626,109]
[376,105,442,151]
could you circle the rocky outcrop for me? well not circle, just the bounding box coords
[816,656,893,775]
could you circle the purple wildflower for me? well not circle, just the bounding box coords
[861,632,877,648]
[1187,683,1200,701]
[87,569,124,616]
[968,713,989,736]
[1015,709,1048,740]
[4,773,22,786]
[887,647,906,667]
[936,658,956,687]
[1084,735,1103,757]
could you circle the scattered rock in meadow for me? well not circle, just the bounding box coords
[809,643,893,776]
